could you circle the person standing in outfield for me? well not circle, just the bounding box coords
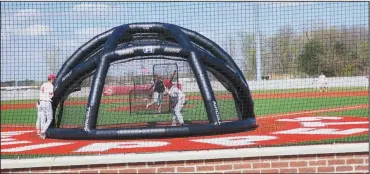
[164,79,186,126]
[146,75,165,113]
[36,74,56,139]
[317,72,328,92]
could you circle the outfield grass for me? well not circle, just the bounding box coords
[1,108,36,124]
[255,96,367,115]
[1,86,367,104]
[2,96,367,126]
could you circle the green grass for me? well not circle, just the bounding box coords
[1,86,366,104]
[255,96,368,116]
[1,108,37,124]
[60,96,368,126]
[2,96,367,126]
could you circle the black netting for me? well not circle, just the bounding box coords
[94,59,210,128]
[1,2,368,159]
[57,75,94,128]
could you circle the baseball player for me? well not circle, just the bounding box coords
[146,75,165,113]
[163,79,186,126]
[36,74,56,139]
[317,72,328,92]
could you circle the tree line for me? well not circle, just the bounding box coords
[243,25,369,80]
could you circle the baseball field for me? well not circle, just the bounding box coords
[1,87,368,158]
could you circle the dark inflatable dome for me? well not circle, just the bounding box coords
[47,23,257,139]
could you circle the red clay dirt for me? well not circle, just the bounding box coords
[1,90,367,110]
[1,104,368,155]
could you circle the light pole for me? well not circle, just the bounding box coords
[255,2,262,81]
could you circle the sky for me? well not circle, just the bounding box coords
[1,2,368,82]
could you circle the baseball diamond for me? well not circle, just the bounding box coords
[0,2,369,174]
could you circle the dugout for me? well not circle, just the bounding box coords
[47,23,257,139]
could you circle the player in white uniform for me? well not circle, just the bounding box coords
[317,72,328,92]
[164,79,186,126]
[36,74,56,139]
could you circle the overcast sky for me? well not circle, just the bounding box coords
[1,2,368,81]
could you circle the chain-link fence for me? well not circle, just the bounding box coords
[1,2,368,159]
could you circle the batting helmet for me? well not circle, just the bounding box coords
[48,74,56,80]
[164,79,172,88]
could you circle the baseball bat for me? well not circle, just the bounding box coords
[170,70,177,82]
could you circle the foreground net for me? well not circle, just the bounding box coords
[1,2,368,158]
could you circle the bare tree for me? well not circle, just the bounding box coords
[242,33,256,80]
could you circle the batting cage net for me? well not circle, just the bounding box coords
[57,75,94,129]
[91,59,215,128]
[1,2,368,159]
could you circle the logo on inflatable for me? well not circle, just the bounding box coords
[143,47,154,54]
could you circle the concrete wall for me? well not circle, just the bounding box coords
[181,76,369,92]
[2,152,368,173]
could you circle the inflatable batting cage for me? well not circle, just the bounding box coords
[48,23,257,139]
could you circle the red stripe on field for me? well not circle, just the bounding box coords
[2,104,368,155]
[1,115,367,155]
